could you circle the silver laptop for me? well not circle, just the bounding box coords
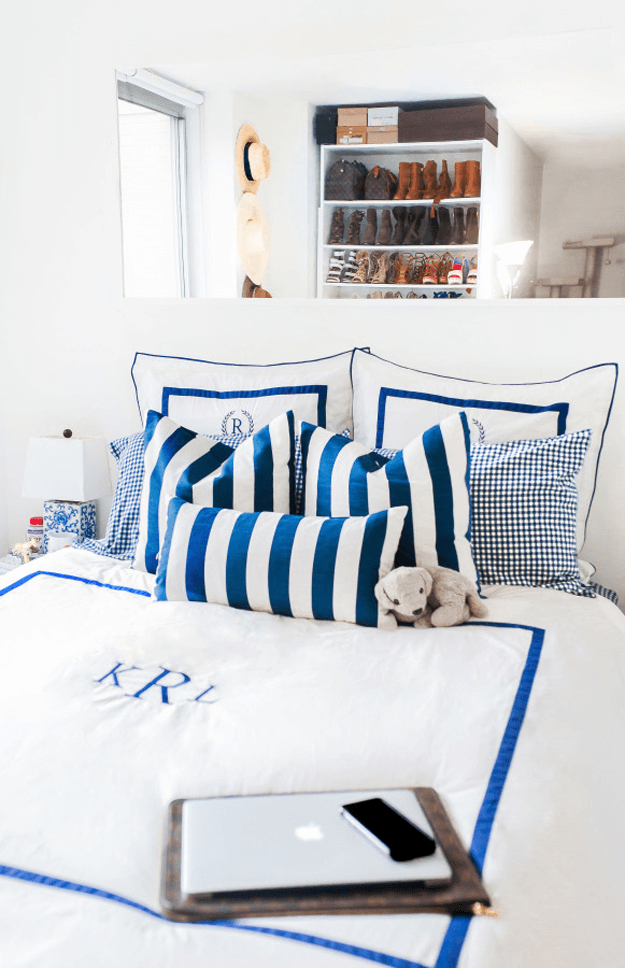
[180,788,453,896]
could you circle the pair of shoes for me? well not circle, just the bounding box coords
[450,161,481,198]
[394,162,425,200]
[363,209,393,245]
[450,206,479,245]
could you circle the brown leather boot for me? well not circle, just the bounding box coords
[465,207,479,242]
[363,209,377,245]
[392,207,407,245]
[405,162,424,200]
[377,209,393,245]
[403,207,425,245]
[393,163,411,200]
[328,208,344,244]
[346,210,364,244]
[422,161,438,200]
[464,161,481,198]
[450,162,467,198]
[436,160,452,201]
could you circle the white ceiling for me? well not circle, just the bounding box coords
[150,0,625,167]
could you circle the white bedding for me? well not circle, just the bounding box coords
[1,547,624,968]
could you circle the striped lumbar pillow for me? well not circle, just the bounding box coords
[134,410,296,574]
[300,411,477,583]
[153,500,408,629]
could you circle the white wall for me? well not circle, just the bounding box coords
[0,14,623,606]
[536,161,625,296]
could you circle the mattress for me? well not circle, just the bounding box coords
[1,547,624,968]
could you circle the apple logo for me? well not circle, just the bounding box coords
[295,822,324,842]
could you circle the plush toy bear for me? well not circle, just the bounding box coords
[374,565,487,629]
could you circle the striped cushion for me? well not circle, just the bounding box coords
[134,410,296,574]
[154,500,408,629]
[301,411,477,583]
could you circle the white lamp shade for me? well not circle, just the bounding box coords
[23,436,111,502]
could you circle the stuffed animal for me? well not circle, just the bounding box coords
[375,565,487,629]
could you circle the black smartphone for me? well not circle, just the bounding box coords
[341,797,436,862]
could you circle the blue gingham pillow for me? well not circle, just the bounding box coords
[153,499,408,629]
[134,410,296,574]
[301,412,478,584]
[77,432,144,560]
[470,429,593,595]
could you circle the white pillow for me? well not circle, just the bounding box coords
[351,350,617,551]
[132,349,358,437]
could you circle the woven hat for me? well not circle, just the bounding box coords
[235,124,271,194]
[242,276,272,298]
[236,193,270,285]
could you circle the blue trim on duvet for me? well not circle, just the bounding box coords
[0,572,544,968]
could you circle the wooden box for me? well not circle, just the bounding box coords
[399,104,498,146]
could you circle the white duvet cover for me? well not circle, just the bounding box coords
[1,548,624,968]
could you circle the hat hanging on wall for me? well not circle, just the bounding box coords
[235,124,271,194]
[236,193,271,285]
[242,276,272,298]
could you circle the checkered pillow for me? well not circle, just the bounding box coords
[77,426,310,562]
[469,429,593,595]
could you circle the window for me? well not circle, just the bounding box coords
[116,69,204,297]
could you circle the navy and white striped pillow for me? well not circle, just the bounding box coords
[470,429,593,595]
[153,500,408,629]
[134,410,296,574]
[301,412,477,583]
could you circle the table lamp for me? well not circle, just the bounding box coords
[493,241,534,298]
[22,430,111,552]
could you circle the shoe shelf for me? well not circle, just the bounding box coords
[322,198,481,206]
[322,244,478,251]
[317,138,491,299]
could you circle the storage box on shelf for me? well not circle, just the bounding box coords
[317,140,496,299]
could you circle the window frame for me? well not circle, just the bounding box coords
[116,69,205,298]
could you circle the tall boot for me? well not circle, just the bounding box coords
[421,208,438,245]
[405,162,425,200]
[393,162,412,200]
[422,161,438,200]
[392,207,407,245]
[346,210,364,245]
[450,162,467,199]
[327,208,344,244]
[465,207,479,243]
[437,207,452,245]
[403,207,425,245]
[436,160,452,201]
[451,207,465,245]
[376,208,393,245]
[363,209,377,245]
[464,161,481,198]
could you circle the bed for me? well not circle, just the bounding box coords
[1,347,624,968]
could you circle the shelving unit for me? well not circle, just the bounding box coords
[317,140,496,299]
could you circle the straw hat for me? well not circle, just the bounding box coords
[236,193,270,285]
[235,124,271,194]
[242,276,272,298]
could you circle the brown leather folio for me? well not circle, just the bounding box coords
[160,787,495,922]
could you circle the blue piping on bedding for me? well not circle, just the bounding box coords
[0,572,544,968]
